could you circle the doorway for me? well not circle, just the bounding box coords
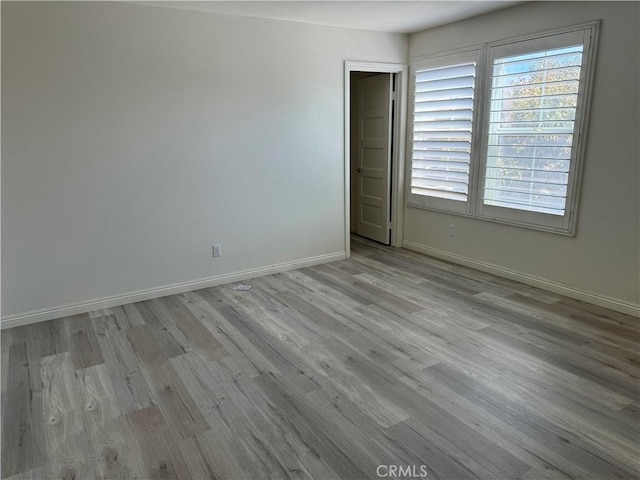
[351,72,393,245]
[344,62,407,256]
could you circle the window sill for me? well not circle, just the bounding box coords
[406,202,577,236]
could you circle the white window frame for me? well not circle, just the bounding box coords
[406,21,600,236]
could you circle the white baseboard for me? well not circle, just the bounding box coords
[1,251,347,330]
[403,241,640,318]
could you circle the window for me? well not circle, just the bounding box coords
[408,23,598,234]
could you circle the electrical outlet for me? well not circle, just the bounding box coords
[212,244,222,257]
[449,224,456,237]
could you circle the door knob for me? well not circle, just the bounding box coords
[356,167,362,173]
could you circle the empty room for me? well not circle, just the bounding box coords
[2,1,639,479]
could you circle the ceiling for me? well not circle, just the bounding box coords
[136,1,523,34]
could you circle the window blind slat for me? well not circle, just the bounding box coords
[491,106,576,115]
[484,198,565,215]
[489,120,575,128]
[414,151,471,161]
[418,119,471,132]
[414,110,473,122]
[416,64,476,82]
[414,141,471,152]
[412,159,470,171]
[491,78,580,91]
[488,142,572,148]
[488,134,573,147]
[412,177,469,191]
[492,64,581,80]
[488,144,571,154]
[416,75,476,93]
[491,87,579,104]
[489,132,574,138]
[488,92,577,104]
[485,161,570,172]
[484,192,567,207]
[486,175,567,189]
[493,48,582,67]
[412,170,469,182]
[415,87,475,103]
[414,98,474,112]
[414,132,473,143]
[411,188,468,202]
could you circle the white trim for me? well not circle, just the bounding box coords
[403,240,640,318]
[344,61,408,254]
[0,251,346,330]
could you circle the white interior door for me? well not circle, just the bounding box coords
[356,74,393,245]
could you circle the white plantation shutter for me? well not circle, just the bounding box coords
[408,50,481,212]
[483,45,584,216]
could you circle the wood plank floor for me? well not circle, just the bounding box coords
[2,236,639,480]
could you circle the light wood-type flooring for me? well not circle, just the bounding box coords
[2,236,639,480]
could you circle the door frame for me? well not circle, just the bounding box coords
[344,61,408,257]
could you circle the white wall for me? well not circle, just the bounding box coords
[1,2,407,319]
[405,1,640,310]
